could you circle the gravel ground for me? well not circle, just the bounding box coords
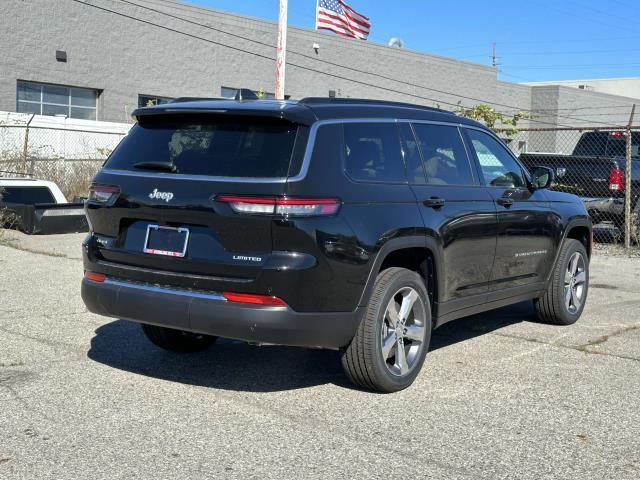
[0,231,639,479]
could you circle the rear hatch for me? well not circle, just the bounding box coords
[86,112,309,283]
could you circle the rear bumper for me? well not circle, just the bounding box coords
[81,277,361,349]
[580,196,624,222]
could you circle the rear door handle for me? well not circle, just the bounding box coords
[423,197,446,208]
[496,197,514,207]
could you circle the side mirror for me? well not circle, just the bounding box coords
[530,166,554,190]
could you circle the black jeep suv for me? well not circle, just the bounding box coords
[81,97,592,392]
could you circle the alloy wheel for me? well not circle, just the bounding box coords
[564,251,586,314]
[380,287,427,376]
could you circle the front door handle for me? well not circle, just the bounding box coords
[497,197,514,208]
[424,197,446,208]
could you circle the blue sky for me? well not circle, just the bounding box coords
[189,0,640,83]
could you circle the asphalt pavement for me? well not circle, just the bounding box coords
[0,231,639,479]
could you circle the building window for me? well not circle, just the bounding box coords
[17,80,99,120]
[138,95,174,107]
[220,87,284,100]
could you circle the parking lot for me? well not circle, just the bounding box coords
[0,231,639,479]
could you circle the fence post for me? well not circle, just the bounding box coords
[21,113,35,175]
[625,104,636,251]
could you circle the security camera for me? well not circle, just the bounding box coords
[313,43,320,54]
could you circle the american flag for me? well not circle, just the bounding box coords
[315,0,370,40]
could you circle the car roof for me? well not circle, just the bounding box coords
[131,97,485,128]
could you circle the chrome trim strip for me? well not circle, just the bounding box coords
[103,278,227,302]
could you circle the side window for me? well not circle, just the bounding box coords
[398,123,426,184]
[412,124,474,185]
[343,123,406,183]
[466,129,526,188]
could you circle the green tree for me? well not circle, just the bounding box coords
[457,103,529,136]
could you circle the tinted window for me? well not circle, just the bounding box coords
[574,132,640,157]
[412,124,474,185]
[0,186,55,204]
[573,132,607,156]
[467,129,526,188]
[105,117,299,178]
[343,123,406,183]
[398,123,425,184]
[605,133,640,157]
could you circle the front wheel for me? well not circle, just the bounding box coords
[535,239,589,325]
[141,324,217,353]
[341,267,432,393]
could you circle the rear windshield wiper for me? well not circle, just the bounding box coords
[133,161,177,173]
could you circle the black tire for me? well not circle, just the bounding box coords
[535,239,589,326]
[141,324,217,353]
[341,267,432,393]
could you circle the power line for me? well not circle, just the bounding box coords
[562,0,640,26]
[114,0,634,126]
[69,0,628,127]
[459,46,640,58]
[505,63,640,70]
[528,0,640,36]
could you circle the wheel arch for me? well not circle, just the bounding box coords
[545,217,592,285]
[357,236,442,315]
[566,224,592,258]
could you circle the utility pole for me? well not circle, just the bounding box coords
[275,0,288,100]
[492,42,498,68]
[624,104,636,250]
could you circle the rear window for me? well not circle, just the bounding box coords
[604,133,640,157]
[573,132,607,156]
[574,132,639,157]
[0,186,55,204]
[105,116,299,178]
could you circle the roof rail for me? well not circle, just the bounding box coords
[170,97,224,103]
[298,97,452,114]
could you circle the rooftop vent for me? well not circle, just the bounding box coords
[388,37,404,49]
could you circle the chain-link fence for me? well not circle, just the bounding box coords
[0,115,128,200]
[3,113,639,250]
[498,126,640,248]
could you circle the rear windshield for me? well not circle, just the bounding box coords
[574,132,639,157]
[105,116,299,178]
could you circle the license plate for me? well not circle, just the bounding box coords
[143,225,189,258]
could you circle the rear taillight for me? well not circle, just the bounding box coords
[223,291,288,307]
[215,195,341,217]
[88,184,120,203]
[608,167,625,192]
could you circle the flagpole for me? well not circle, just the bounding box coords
[275,0,288,100]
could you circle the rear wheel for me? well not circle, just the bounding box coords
[341,267,432,393]
[535,239,589,325]
[141,324,217,353]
